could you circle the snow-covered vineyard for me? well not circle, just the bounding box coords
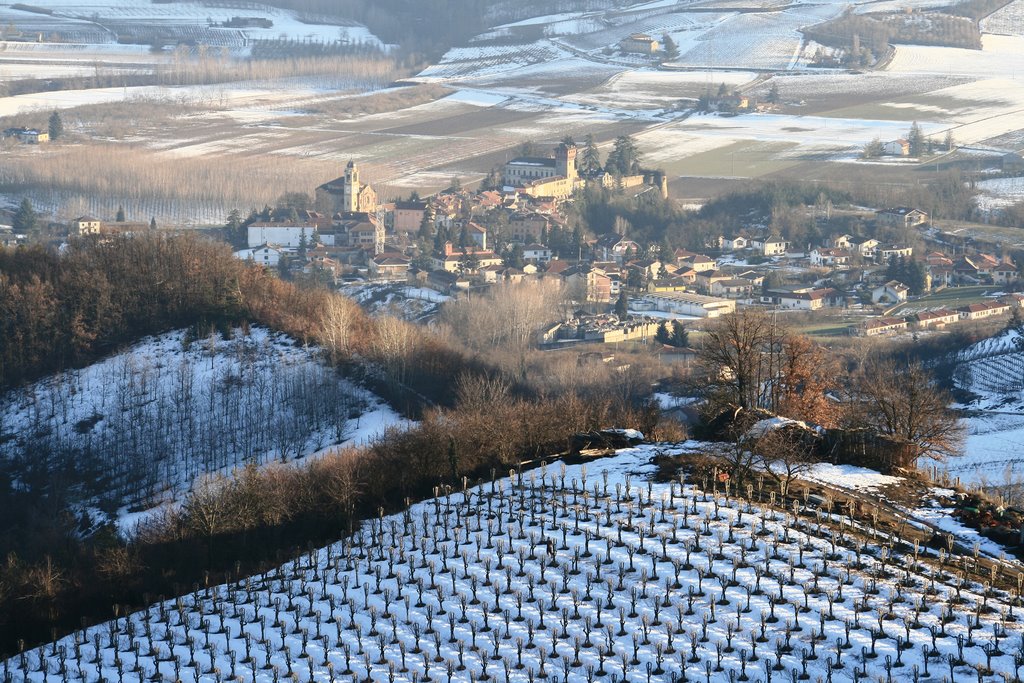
[6,446,1024,682]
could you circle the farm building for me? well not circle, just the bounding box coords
[619,33,659,55]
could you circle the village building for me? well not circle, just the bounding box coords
[392,200,427,235]
[959,300,1011,320]
[247,222,317,250]
[369,253,411,280]
[522,243,552,263]
[432,242,503,273]
[851,238,880,258]
[859,317,908,337]
[641,291,736,318]
[710,278,756,299]
[595,232,641,263]
[871,280,910,304]
[762,287,842,311]
[335,213,386,254]
[911,309,960,329]
[876,207,928,229]
[878,245,913,261]
[809,248,851,268]
[678,254,716,273]
[315,161,378,215]
[234,244,284,267]
[72,216,102,236]
[563,265,613,303]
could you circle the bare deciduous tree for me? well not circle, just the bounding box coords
[849,359,962,463]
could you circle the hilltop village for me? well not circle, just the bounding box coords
[44,139,1022,342]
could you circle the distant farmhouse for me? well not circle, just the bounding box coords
[3,127,48,144]
[619,33,659,55]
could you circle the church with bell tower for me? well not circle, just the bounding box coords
[316,160,378,215]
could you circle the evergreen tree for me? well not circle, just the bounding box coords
[615,290,629,318]
[226,209,242,237]
[605,135,642,175]
[907,121,924,156]
[13,197,37,235]
[661,33,679,61]
[418,208,434,240]
[48,111,63,140]
[655,321,671,345]
[670,320,689,347]
[149,216,157,230]
[862,137,884,159]
[767,82,780,104]
[580,134,602,176]
[116,205,125,222]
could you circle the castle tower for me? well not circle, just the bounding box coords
[343,160,360,213]
[555,143,578,181]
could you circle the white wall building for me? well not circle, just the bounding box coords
[247,224,317,250]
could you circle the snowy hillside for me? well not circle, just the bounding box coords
[6,444,1024,681]
[929,328,1024,487]
[0,327,404,532]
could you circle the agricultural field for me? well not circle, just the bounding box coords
[0,1,382,51]
[5,444,1024,682]
[0,0,1022,222]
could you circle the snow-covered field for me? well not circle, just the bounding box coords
[6,443,1024,682]
[976,176,1024,214]
[0,327,404,531]
[0,1,381,50]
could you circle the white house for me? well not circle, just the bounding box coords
[247,223,317,250]
[752,235,787,256]
[762,287,842,311]
[852,238,880,258]
[809,248,850,267]
[872,280,909,304]
[878,245,913,261]
[523,243,553,263]
[882,140,910,156]
[720,236,748,251]
[234,244,284,267]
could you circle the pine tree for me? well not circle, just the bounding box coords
[149,216,157,230]
[580,134,602,176]
[13,197,37,235]
[767,82,780,104]
[605,135,642,175]
[48,111,63,140]
[655,322,671,345]
[907,121,924,156]
[661,33,679,61]
[116,205,125,222]
[670,320,689,348]
[615,290,629,318]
